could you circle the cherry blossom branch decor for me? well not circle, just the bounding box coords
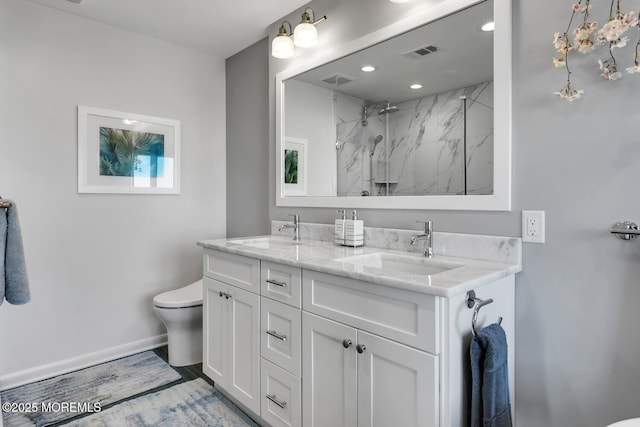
[553,0,640,101]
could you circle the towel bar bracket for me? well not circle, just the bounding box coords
[0,195,12,209]
[611,221,640,240]
[466,290,482,308]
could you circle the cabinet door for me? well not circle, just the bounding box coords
[227,285,261,415]
[203,277,228,386]
[357,331,439,427]
[302,312,357,427]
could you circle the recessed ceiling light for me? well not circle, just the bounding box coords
[410,83,423,90]
[481,21,495,32]
[361,65,376,72]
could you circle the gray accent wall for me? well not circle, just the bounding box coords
[226,38,270,237]
[227,1,640,426]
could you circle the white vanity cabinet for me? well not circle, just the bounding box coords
[302,271,439,427]
[200,237,517,427]
[202,251,261,415]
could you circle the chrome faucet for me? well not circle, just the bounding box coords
[279,214,301,241]
[410,220,433,258]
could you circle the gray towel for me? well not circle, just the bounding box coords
[1,200,30,305]
[470,323,512,427]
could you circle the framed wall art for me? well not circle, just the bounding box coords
[78,106,180,194]
[283,137,307,196]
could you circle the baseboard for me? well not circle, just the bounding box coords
[0,334,168,391]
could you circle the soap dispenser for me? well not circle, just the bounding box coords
[335,209,346,246]
[344,210,364,247]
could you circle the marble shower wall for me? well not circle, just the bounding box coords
[335,82,493,197]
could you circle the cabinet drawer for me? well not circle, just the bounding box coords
[303,270,439,354]
[261,297,301,376]
[261,359,301,427]
[203,250,260,293]
[261,261,302,308]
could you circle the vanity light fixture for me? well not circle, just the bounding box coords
[481,21,495,32]
[361,65,376,72]
[272,8,327,58]
[410,83,423,89]
[272,21,295,59]
[293,8,327,48]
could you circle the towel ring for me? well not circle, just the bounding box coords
[467,290,503,337]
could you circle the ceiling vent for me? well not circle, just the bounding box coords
[321,73,354,86]
[403,45,439,59]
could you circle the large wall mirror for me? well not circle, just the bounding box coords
[276,0,511,210]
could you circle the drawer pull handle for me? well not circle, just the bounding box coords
[266,330,287,341]
[266,279,287,288]
[342,339,352,349]
[266,394,287,409]
[356,344,366,354]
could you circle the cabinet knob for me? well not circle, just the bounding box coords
[342,339,352,348]
[356,344,366,354]
[219,291,224,298]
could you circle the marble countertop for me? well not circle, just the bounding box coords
[197,233,522,298]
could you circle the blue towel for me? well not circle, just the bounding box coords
[470,323,512,427]
[1,201,30,305]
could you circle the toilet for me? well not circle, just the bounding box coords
[608,419,640,427]
[153,279,203,367]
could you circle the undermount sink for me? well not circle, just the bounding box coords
[337,253,463,277]
[228,237,299,249]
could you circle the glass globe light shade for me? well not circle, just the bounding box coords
[272,35,294,59]
[294,22,318,48]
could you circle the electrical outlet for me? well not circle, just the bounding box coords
[522,210,545,243]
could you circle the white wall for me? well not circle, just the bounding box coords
[284,79,336,196]
[0,0,226,385]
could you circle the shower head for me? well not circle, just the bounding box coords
[370,135,383,157]
[379,103,399,114]
[362,100,395,121]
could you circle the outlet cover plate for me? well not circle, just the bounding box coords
[522,210,545,243]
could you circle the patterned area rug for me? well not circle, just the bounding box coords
[60,378,258,427]
[1,351,181,427]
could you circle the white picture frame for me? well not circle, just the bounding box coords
[283,137,308,196]
[78,106,181,194]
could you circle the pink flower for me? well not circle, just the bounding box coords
[572,3,580,12]
[553,57,566,67]
[626,64,640,74]
[553,86,584,101]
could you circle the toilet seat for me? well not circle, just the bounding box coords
[608,418,640,427]
[153,280,203,309]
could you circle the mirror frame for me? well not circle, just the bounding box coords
[275,0,511,211]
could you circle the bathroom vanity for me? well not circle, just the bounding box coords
[198,223,521,427]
